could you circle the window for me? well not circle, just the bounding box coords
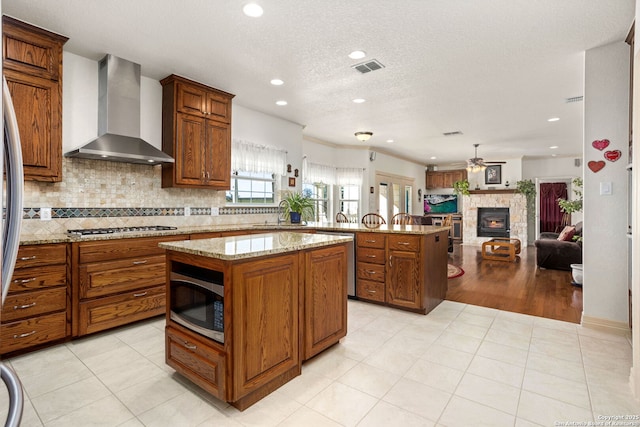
[226,171,276,204]
[303,183,329,222]
[339,185,359,223]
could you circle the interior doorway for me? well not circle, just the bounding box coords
[539,182,568,232]
[375,172,414,223]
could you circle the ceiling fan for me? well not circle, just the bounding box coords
[466,144,505,172]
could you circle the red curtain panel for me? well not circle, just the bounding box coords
[539,182,568,232]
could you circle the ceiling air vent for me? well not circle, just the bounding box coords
[565,96,584,103]
[352,59,385,74]
[443,131,463,136]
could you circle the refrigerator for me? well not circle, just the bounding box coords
[1,73,26,424]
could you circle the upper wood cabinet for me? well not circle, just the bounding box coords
[425,169,467,189]
[2,16,68,182]
[161,74,235,189]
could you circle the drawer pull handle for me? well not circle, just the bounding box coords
[14,277,36,284]
[397,242,410,246]
[19,256,37,261]
[366,255,376,258]
[14,331,36,339]
[133,292,148,297]
[364,240,377,243]
[366,270,377,274]
[367,289,377,294]
[132,260,148,265]
[184,342,197,350]
[13,302,36,310]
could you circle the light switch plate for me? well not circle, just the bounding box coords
[600,182,612,195]
[211,207,219,216]
[40,207,52,221]
[184,207,191,216]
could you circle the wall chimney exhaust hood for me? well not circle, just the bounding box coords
[65,54,174,165]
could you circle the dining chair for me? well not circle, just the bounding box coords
[336,212,349,223]
[391,212,413,225]
[361,213,386,225]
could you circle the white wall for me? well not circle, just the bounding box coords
[583,41,630,325]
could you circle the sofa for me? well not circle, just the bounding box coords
[534,222,582,271]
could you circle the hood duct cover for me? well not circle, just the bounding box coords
[65,54,174,164]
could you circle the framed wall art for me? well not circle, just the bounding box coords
[485,165,501,185]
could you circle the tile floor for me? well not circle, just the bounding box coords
[0,300,638,426]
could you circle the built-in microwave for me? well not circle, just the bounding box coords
[169,263,224,344]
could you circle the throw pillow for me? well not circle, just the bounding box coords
[557,226,576,241]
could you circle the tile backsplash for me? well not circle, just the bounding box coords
[21,158,275,235]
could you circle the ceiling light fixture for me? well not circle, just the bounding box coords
[243,3,263,17]
[386,139,394,143]
[276,100,287,106]
[352,98,366,103]
[348,50,366,59]
[549,145,558,149]
[430,156,437,160]
[270,79,284,86]
[548,117,560,122]
[355,131,373,142]
[466,143,488,173]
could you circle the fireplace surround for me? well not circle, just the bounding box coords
[477,207,510,238]
[461,190,527,245]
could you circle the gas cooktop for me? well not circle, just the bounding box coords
[67,225,178,237]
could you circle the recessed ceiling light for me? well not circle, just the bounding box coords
[352,98,366,103]
[270,79,284,86]
[430,156,437,160]
[550,145,558,149]
[386,139,394,143]
[276,100,287,106]
[548,117,560,122]
[552,154,557,157]
[348,50,366,60]
[243,3,263,17]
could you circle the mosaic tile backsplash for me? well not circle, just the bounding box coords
[21,158,277,235]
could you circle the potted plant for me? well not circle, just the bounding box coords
[281,190,315,224]
[558,177,583,217]
[516,179,536,212]
[453,179,470,196]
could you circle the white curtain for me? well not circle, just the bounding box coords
[303,159,363,187]
[231,138,287,175]
[336,167,363,186]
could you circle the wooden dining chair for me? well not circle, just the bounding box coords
[391,212,413,225]
[361,213,386,225]
[335,212,349,223]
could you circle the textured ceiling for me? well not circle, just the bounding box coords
[2,0,635,165]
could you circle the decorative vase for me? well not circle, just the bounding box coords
[570,263,583,286]
[290,212,301,224]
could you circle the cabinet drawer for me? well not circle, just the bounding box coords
[356,247,385,265]
[77,285,165,336]
[79,255,166,299]
[9,264,67,292]
[388,235,421,252]
[356,233,385,249]
[166,326,226,400]
[357,262,385,282]
[77,235,185,264]
[15,244,66,269]
[1,311,67,354]
[3,287,66,322]
[356,280,385,303]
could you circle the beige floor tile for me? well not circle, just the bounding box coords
[514,417,546,427]
[446,319,489,339]
[278,370,333,404]
[66,333,128,360]
[17,358,94,399]
[382,377,451,422]
[532,325,580,346]
[467,355,525,387]
[476,340,529,367]
[114,373,189,415]
[358,400,435,427]
[383,329,436,358]
[224,390,301,427]
[491,317,534,336]
[30,377,111,423]
[306,382,378,427]
[461,303,499,318]
[337,362,400,398]
[455,311,495,328]
[496,309,536,326]
[522,369,591,409]
[330,328,386,361]
[434,331,482,354]
[533,316,579,332]
[421,343,474,371]
[96,357,166,392]
[439,395,515,427]
[277,406,342,427]
[455,373,520,415]
[526,351,586,383]
[590,386,640,416]
[484,327,531,350]
[404,358,464,393]
[44,395,134,427]
[81,345,146,375]
[303,347,359,380]
[517,390,593,426]
[137,391,224,427]
[528,336,583,364]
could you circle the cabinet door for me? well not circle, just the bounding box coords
[206,91,231,123]
[387,249,422,310]
[231,255,300,401]
[176,82,207,117]
[303,245,347,360]
[175,113,206,185]
[5,70,62,182]
[204,119,231,188]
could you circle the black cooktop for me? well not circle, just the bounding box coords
[67,225,178,236]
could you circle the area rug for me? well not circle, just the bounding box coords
[448,264,464,279]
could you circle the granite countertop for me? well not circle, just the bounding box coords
[159,231,354,260]
[19,222,449,245]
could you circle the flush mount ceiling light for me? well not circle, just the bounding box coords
[349,50,366,59]
[270,79,284,86]
[466,143,488,173]
[275,100,287,106]
[355,131,373,142]
[352,98,366,103]
[548,117,560,122]
[386,139,394,143]
[243,3,263,17]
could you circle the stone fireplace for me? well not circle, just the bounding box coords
[461,190,527,245]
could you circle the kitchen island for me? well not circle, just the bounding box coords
[159,232,352,410]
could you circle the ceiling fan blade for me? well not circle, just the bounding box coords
[485,161,507,164]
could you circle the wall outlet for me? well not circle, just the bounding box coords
[211,207,219,216]
[40,207,52,221]
[184,207,191,216]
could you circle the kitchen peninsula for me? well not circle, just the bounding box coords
[159,232,353,410]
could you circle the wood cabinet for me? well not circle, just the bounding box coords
[1,243,69,354]
[426,169,467,189]
[161,75,234,189]
[2,16,67,182]
[72,235,185,336]
[355,230,448,314]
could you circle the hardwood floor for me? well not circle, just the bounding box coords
[445,243,583,323]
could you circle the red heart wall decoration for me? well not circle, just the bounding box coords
[592,139,610,151]
[604,150,621,162]
[588,160,606,173]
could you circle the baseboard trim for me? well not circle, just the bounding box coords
[581,314,631,337]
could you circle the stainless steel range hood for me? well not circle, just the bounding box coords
[65,54,174,165]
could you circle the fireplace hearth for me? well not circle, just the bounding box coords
[477,207,510,238]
